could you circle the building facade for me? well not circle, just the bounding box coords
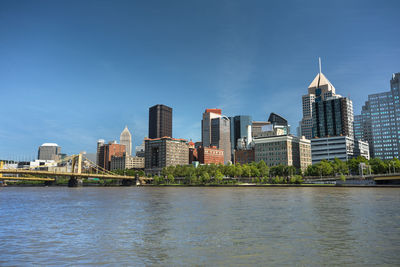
[202,109,222,147]
[197,146,224,165]
[268,112,290,134]
[253,135,311,171]
[354,101,374,157]
[145,137,189,174]
[301,68,337,139]
[229,115,252,159]
[96,139,105,166]
[135,140,145,157]
[97,141,126,170]
[311,136,370,164]
[110,155,145,170]
[148,104,173,139]
[38,143,61,161]
[120,126,132,156]
[312,96,354,138]
[201,109,231,164]
[234,149,255,165]
[251,121,270,138]
[354,73,400,160]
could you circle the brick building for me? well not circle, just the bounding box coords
[234,149,255,165]
[97,141,126,170]
[197,146,224,165]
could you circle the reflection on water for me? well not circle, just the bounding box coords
[0,187,399,265]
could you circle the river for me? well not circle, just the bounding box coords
[0,187,399,265]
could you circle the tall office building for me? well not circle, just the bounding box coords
[148,104,173,139]
[312,96,354,138]
[202,109,222,147]
[354,102,374,157]
[230,115,252,157]
[120,126,132,156]
[38,143,61,160]
[97,141,126,170]
[202,109,231,164]
[301,59,337,139]
[268,112,290,134]
[96,139,105,166]
[354,73,400,160]
[145,137,189,174]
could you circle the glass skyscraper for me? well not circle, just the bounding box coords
[312,96,354,138]
[354,73,400,160]
[229,115,252,153]
[301,69,336,139]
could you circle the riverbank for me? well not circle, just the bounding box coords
[2,182,400,188]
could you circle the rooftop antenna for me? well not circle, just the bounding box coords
[319,57,322,74]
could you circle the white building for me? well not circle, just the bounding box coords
[311,136,370,164]
[120,126,132,156]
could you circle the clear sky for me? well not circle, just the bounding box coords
[1,0,399,160]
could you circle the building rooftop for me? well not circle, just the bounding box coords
[308,72,335,91]
[41,143,59,147]
[145,136,188,142]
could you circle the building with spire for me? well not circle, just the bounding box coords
[301,58,337,139]
[120,126,132,156]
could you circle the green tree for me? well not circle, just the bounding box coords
[392,158,400,173]
[332,158,348,175]
[153,175,161,185]
[250,164,260,177]
[257,160,269,177]
[234,164,243,177]
[286,166,296,177]
[200,172,210,184]
[167,174,175,184]
[214,170,224,184]
[369,158,387,174]
[317,160,333,176]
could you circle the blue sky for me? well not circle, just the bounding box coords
[1,0,399,159]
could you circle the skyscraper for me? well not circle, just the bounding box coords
[38,143,61,160]
[312,96,354,138]
[96,139,105,166]
[230,115,252,156]
[301,59,336,139]
[148,104,173,139]
[202,109,222,147]
[97,141,126,170]
[354,73,400,160]
[201,109,231,164]
[120,126,132,156]
[354,101,374,157]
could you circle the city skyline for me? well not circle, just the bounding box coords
[1,0,399,158]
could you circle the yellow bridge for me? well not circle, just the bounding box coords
[0,154,151,187]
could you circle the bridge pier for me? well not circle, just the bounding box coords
[68,176,82,187]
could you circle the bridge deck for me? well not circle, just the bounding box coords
[0,169,135,180]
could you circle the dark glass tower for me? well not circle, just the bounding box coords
[229,115,252,152]
[148,104,173,139]
[312,97,353,138]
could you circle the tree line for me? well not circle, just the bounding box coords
[304,157,400,177]
[111,157,400,184]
